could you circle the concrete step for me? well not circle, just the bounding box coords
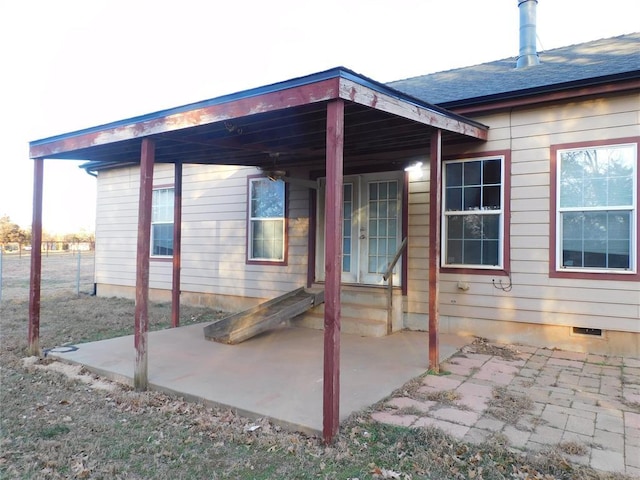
[293,311,388,337]
[294,285,402,337]
[310,302,388,322]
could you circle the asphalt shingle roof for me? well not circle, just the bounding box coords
[388,33,640,108]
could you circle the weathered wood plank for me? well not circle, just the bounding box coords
[203,288,324,344]
[323,99,344,444]
[338,78,488,140]
[428,130,442,372]
[28,159,44,356]
[134,138,155,391]
[29,79,341,158]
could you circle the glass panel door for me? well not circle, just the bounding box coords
[360,179,401,284]
[316,172,402,285]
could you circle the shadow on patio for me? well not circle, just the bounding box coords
[48,325,471,435]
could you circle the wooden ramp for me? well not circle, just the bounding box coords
[203,287,324,344]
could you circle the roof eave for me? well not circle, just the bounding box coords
[29,67,488,160]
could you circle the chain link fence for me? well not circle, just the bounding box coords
[0,250,95,303]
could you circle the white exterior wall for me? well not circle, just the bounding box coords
[405,92,640,352]
[95,163,309,305]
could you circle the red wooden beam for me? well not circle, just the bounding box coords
[134,138,155,390]
[28,159,44,356]
[338,78,488,141]
[428,130,442,372]
[29,78,341,159]
[171,161,183,328]
[323,99,344,444]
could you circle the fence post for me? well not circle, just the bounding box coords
[76,249,81,296]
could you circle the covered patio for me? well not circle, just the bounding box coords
[48,324,471,436]
[28,66,488,442]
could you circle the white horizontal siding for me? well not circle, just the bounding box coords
[95,164,310,301]
[406,92,640,332]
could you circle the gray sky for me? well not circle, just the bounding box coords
[1,0,638,233]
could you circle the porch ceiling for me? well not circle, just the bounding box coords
[29,67,488,171]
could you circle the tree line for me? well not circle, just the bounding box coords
[0,215,95,253]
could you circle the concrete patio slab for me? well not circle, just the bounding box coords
[48,324,470,436]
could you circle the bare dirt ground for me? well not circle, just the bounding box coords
[0,254,633,479]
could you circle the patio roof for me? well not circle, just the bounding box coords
[28,67,488,170]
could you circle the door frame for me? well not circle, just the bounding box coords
[315,171,407,287]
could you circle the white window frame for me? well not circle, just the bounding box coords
[248,177,286,263]
[555,143,637,274]
[151,187,174,258]
[441,155,505,270]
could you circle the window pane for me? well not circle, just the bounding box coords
[152,188,174,222]
[560,145,634,208]
[343,255,351,272]
[369,183,377,200]
[464,161,481,185]
[463,215,483,239]
[446,239,463,264]
[446,163,462,186]
[608,176,633,205]
[388,181,398,198]
[446,187,462,211]
[483,215,500,240]
[445,214,500,266]
[482,185,501,209]
[483,159,501,184]
[560,211,631,269]
[251,179,284,217]
[152,224,173,256]
[251,219,284,260]
[379,182,388,200]
[389,219,397,237]
[369,219,377,236]
[584,240,607,268]
[463,240,481,264]
[608,241,630,268]
[343,237,351,255]
[483,240,499,266]
[447,216,463,239]
[369,239,377,255]
[463,186,481,210]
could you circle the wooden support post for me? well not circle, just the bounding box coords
[134,138,155,391]
[428,130,442,372]
[28,158,44,356]
[171,161,183,328]
[323,99,344,444]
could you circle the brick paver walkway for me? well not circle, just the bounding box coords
[371,342,640,476]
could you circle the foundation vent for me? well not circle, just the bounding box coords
[572,327,602,337]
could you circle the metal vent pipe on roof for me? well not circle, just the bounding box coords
[516,0,540,68]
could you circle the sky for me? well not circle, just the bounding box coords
[0,0,638,233]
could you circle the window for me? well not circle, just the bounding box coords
[151,187,174,256]
[248,177,285,262]
[442,156,504,269]
[555,143,636,273]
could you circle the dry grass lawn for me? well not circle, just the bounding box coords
[0,254,633,479]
